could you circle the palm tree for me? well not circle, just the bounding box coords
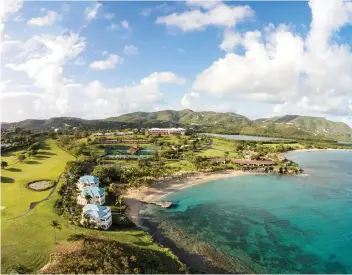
[224,151,229,162]
[84,194,92,204]
[116,195,124,214]
[50,220,61,244]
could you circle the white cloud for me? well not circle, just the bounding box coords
[1,0,23,22]
[192,0,352,118]
[181,91,200,108]
[140,8,152,17]
[219,30,241,52]
[89,54,122,70]
[156,1,253,32]
[27,11,61,26]
[124,45,139,55]
[85,3,102,22]
[104,13,114,20]
[121,20,130,29]
[1,71,186,121]
[107,23,119,31]
[140,72,186,85]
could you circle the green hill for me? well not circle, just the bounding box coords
[2,110,352,140]
[256,115,352,139]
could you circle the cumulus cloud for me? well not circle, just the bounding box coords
[156,1,253,32]
[89,54,122,70]
[1,0,23,22]
[121,20,130,29]
[27,10,61,26]
[1,70,186,121]
[192,0,352,117]
[1,29,186,121]
[140,8,152,17]
[181,91,200,109]
[85,2,102,22]
[124,45,139,55]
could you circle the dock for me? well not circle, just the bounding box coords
[141,200,173,208]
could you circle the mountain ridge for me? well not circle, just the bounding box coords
[2,109,352,140]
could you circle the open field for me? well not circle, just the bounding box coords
[1,139,75,220]
[1,138,180,273]
[196,138,242,158]
[1,177,178,273]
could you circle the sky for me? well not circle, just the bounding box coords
[1,0,352,126]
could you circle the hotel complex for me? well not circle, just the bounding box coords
[148,127,186,136]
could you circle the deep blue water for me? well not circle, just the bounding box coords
[142,151,352,273]
[204,133,289,141]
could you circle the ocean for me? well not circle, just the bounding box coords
[141,151,352,273]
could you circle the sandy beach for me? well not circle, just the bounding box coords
[124,170,259,225]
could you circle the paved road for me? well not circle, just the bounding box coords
[3,173,63,222]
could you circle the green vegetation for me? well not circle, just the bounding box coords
[42,235,185,274]
[1,139,75,219]
[4,109,352,140]
[2,177,182,273]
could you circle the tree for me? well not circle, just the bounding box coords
[1,161,8,169]
[27,151,34,158]
[9,263,32,274]
[224,151,229,161]
[31,149,38,157]
[17,154,26,163]
[50,220,61,244]
[84,194,92,204]
[116,195,124,214]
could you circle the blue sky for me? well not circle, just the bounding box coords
[1,0,352,125]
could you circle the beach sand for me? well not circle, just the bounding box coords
[124,170,258,225]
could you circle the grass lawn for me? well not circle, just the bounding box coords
[196,138,242,158]
[1,178,177,273]
[1,139,75,220]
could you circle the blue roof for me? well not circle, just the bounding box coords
[81,186,105,197]
[83,204,111,219]
[79,175,99,184]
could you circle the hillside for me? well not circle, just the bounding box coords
[2,110,352,140]
[108,109,251,127]
[256,115,352,139]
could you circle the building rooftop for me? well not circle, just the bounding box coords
[149,127,185,131]
[78,175,99,184]
[81,186,105,197]
[83,204,111,219]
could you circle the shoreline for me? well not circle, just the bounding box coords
[287,148,352,153]
[124,170,261,226]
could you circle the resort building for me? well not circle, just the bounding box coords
[81,204,112,230]
[77,175,99,190]
[149,127,186,136]
[127,146,139,154]
[77,186,106,206]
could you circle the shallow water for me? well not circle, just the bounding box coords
[142,151,352,273]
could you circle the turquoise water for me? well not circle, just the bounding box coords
[142,151,352,273]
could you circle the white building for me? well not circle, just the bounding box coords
[81,204,112,230]
[77,175,99,190]
[77,186,106,206]
[149,128,186,136]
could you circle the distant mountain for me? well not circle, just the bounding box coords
[256,115,352,139]
[2,110,352,140]
[107,109,251,127]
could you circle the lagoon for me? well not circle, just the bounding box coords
[141,151,352,273]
